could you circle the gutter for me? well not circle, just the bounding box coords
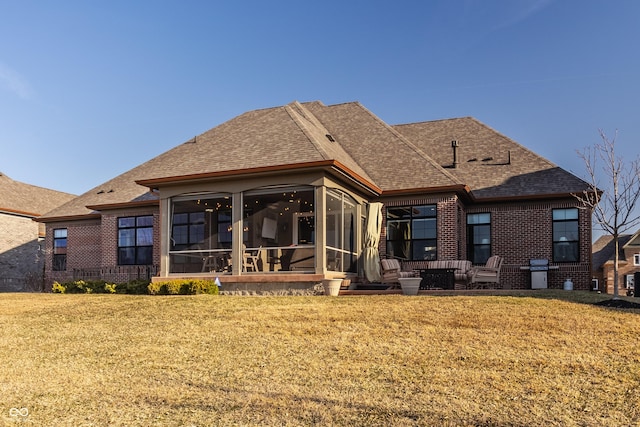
[33,213,102,223]
[0,207,40,218]
[135,160,383,196]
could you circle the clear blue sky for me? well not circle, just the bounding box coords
[2,0,639,205]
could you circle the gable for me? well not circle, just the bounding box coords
[623,229,640,248]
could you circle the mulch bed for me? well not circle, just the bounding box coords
[593,298,640,310]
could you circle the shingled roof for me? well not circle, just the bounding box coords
[393,117,590,199]
[0,172,75,217]
[37,101,590,221]
[592,229,640,270]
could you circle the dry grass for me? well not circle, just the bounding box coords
[1,291,639,426]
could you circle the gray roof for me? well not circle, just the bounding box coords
[393,117,590,199]
[0,172,75,217]
[38,101,592,221]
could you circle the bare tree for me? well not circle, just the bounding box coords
[575,130,640,298]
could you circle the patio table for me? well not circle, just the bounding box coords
[417,268,456,290]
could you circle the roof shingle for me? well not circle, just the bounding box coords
[0,173,75,217]
[38,101,592,221]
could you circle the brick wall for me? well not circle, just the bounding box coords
[0,212,43,289]
[601,246,640,294]
[43,218,102,288]
[43,206,160,288]
[379,196,593,290]
[466,199,592,290]
[41,197,593,291]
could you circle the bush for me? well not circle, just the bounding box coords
[52,280,116,294]
[52,281,67,293]
[147,279,219,295]
[52,278,219,295]
[115,279,151,295]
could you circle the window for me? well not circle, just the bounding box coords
[625,274,635,290]
[169,195,233,274]
[172,212,206,248]
[552,208,579,262]
[53,228,67,271]
[467,213,491,264]
[243,186,315,272]
[386,205,437,261]
[118,216,153,265]
[326,190,357,272]
[634,254,640,266]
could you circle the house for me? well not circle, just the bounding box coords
[36,101,595,292]
[592,230,640,294]
[0,172,75,291]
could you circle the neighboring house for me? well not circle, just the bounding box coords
[0,172,75,291]
[592,230,640,294]
[36,101,595,292]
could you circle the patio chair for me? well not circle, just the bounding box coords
[470,255,504,288]
[243,245,261,272]
[380,258,417,288]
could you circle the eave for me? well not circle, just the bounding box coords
[471,191,590,204]
[0,207,39,218]
[85,199,160,211]
[34,213,102,223]
[135,160,383,196]
[381,184,473,202]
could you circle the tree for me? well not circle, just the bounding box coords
[575,130,640,298]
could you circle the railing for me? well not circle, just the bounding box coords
[73,265,159,282]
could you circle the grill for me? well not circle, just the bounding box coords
[529,258,549,271]
[519,258,558,289]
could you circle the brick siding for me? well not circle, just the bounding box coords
[43,197,593,291]
[0,212,44,289]
[600,246,640,294]
[380,196,592,290]
[43,207,160,289]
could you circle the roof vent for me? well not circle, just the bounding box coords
[451,140,459,168]
[325,134,335,142]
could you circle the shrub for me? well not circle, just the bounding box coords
[52,279,148,294]
[116,279,151,295]
[52,281,66,293]
[52,278,218,295]
[147,279,219,295]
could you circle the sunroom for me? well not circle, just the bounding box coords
[144,167,373,289]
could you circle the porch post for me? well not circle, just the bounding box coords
[158,197,170,278]
[315,186,327,275]
[231,192,243,275]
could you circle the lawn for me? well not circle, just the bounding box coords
[1,291,639,426]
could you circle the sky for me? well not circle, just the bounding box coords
[1,1,639,230]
